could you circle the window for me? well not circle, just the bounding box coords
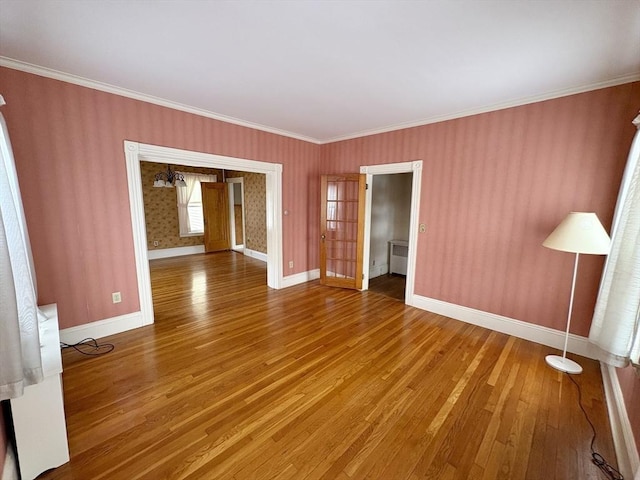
[185,183,204,234]
[176,172,217,237]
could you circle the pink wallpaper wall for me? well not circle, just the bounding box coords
[0,67,320,329]
[321,82,640,337]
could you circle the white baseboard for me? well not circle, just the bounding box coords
[409,294,593,358]
[244,248,267,263]
[601,364,640,480]
[2,442,18,480]
[59,311,145,344]
[281,269,320,288]
[147,245,205,260]
[148,246,268,263]
[369,263,389,279]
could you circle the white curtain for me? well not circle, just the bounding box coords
[0,96,44,400]
[589,113,640,367]
[176,172,216,236]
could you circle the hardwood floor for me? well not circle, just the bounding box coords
[41,252,616,479]
[368,274,406,301]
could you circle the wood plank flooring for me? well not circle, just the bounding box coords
[368,274,406,301]
[40,252,617,479]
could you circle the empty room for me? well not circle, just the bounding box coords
[1,1,639,479]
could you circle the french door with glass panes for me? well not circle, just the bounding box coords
[320,174,366,289]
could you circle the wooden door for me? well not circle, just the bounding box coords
[320,174,366,289]
[202,182,230,252]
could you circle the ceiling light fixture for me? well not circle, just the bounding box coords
[153,165,186,188]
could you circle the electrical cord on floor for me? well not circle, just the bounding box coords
[566,373,624,480]
[60,337,115,356]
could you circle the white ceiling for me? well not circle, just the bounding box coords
[1,0,639,143]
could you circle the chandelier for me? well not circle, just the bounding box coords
[153,165,186,188]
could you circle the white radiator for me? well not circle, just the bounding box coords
[389,240,408,275]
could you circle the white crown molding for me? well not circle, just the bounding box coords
[0,56,320,145]
[2,56,638,146]
[320,72,640,144]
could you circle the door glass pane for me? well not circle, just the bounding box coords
[327,183,338,201]
[322,175,362,286]
[327,258,336,277]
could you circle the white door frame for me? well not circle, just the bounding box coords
[360,160,422,304]
[226,176,246,252]
[124,140,283,326]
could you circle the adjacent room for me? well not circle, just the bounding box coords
[1,1,639,479]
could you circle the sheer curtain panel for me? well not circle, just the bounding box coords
[176,172,216,236]
[0,96,43,400]
[589,113,640,367]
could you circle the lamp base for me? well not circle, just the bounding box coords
[545,355,583,374]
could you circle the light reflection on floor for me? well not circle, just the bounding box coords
[191,269,207,315]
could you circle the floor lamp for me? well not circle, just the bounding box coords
[542,212,611,374]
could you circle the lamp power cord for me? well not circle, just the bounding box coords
[566,373,624,480]
[60,337,114,356]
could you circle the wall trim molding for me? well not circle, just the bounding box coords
[244,248,267,263]
[124,140,284,328]
[281,269,320,288]
[3,57,637,146]
[59,311,144,344]
[0,57,318,145]
[601,364,640,480]
[57,268,320,343]
[147,245,205,260]
[360,160,422,305]
[410,294,594,358]
[320,73,640,144]
[369,263,389,279]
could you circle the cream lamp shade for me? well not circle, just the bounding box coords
[543,212,611,255]
[542,211,611,374]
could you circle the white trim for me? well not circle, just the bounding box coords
[321,73,640,144]
[59,311,144,344]
[601,364,640,480]
[360,161,422,306]
[3,57,638,146]
[265,168,283,288]
[124,142,156,327]
[281,269,320,288]
[369,263,389,279]
[147,245,205,260]
[124,141,283,327]
[410,294,595,358]
[0,57,318,145]
[244,248,268,263]
[2,442,19,480]
[226,177,246,251]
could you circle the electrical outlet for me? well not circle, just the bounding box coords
[419,223,426,233]
[112,292,122,304]
[288,261,294,269]
[153,240,159,247]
